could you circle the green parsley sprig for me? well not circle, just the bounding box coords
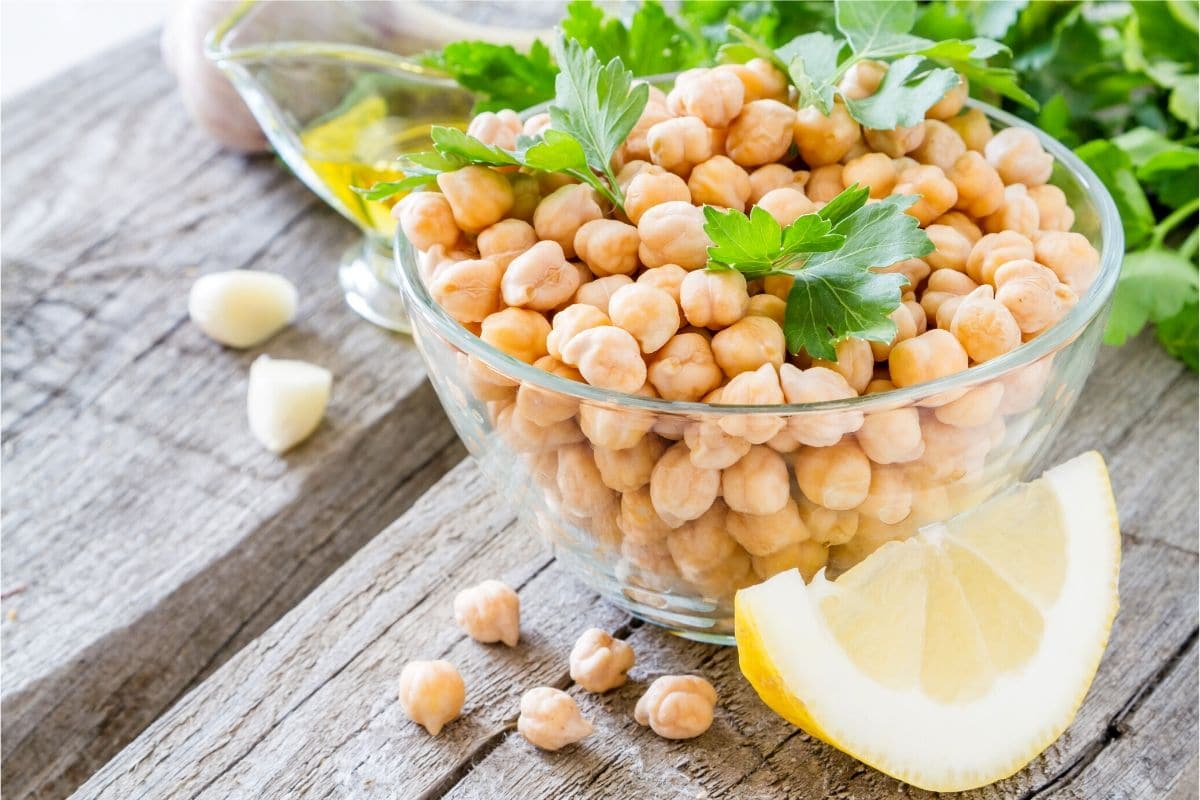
[719,0,1036,130]
[359,39,646,214]
[704,184,934,360]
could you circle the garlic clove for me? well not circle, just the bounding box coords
[247,355,332,453]
[188,270,298,348]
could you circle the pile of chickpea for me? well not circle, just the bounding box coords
[398,580,718,748]
[397,57,1101,608]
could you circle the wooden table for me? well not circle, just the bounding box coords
[3,35,1197,800]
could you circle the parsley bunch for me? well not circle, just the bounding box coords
[704,185,933,360]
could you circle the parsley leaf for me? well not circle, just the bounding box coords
[1104,249,1199,346]
[563,0,711,76]
[843,55,960,129]
[423,40,558,114]
[1075,140,1157,250]
[548,38,648,205]
[1156,301,1199,371]
[703,186,932,359]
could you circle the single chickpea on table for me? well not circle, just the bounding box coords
[394,49,1102,614]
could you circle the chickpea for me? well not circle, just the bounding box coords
[517,356,581,425]
[996,355,1053,414]
[624,101,675,162]
[437,166,515,233]
[719,58,788,102]
[430,258,504,324]
[647,332,724,401]
[985,127,1053,187]
[797,496,859,546]
[928,268,980,298]
[725,99,795,168]
[396,191,459,252]
[621,536,679,580]
[1033,232,1100,296]
[839,59,887,100]
[746,293,787,328]
[722,445,790,515]
[856,407,924,464]
[951,285,1022,361]
[501,240,581,311]
[876,257,931,293]
[667,500,737,579]
[993,259,1068,334]
[608,283,681,354]
[547,304,609,361]
[814,338,875,394]
[647,115,714,177]
[561,325,647,393]
[983,182,1040,237]
[911,416,991,483]
[579,388,656,450]
[533,184,603,258]
[557,442,618,517]
[716,363,787,443]
[934,382,1004,427]
[966,230,1035,285]
[948,151,1004,218]
[888,329,968,387]
[842,152,896,198]
[672,68,745,128]
[594,435,667,493]
[727,495,808,557]
[911,120,967,173]
[752,539,828,581]
[924,224,972,273]
[650,441,722,526]
[794,100,861,166]
[865,123,925,158]
[710,316,786,379]
[942,106,990,152]
[636,264,687,308]
[1029,185,1074,233]
[398,660,465,736]
[618,485,675,544]
[574,274,634,316]
[794,438,872,510]
[570,629,636,693]
[934,295,966,331]
[417,243,472,285]
[522,111,552,139]
[574,219,640,278]
[747,164,797,204]
[927,75,968,120]
[467,108,522,149]
[806,164,845,204]
[778,364,865,445]
[871,302,923,362]
[756,187,817,226]
[851,464,911,525]
[497,402,583,453]
[461,352,518,402]
[506,172,542,222]
[634,675,718,740]
[625,166,692,225]
[906,298,929,334]
[476,219,536,270]
[895,165,958,226]
[688,155,753,210]
[454,579,520,646]
[637,201,712,270]
[683,420,752,469]
[518,687,593,751]
[680,269,749,328]
[687,546,754,600]
[936,210,984,244]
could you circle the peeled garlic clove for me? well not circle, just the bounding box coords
[188,270,298,348]
[247,355,332,453]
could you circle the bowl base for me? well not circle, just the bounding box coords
[339,236,411,333]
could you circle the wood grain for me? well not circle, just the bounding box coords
[1,36,462,799]
[72,334,1199,800]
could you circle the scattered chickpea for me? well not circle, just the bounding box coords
[518,687,593,751]
[398,660,465,736]
[634,675,718,740]
[454,579,520,646]
[561,325,647,393]
[569,629,636,693]
[534,184,603,258]
[574,219,641,277]
[437,166,515,233]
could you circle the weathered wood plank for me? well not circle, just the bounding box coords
[1,35,462,799]
[72,333,1198,799]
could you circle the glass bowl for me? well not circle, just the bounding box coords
[205,0,560,331]
[393,100,1123,644]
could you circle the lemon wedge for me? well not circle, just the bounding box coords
[735,451,1120,792]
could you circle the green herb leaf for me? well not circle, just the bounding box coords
[835,0,929,59]
[430,127,521,166]
[565,0,711,76]
[353,174,437,200]
[844,55,960,129]
[1156,300,1199,371]
[1076,140,1157,250]
[548,38,649,202]
[816,183,870,225]
[781,32,844,113]
[423,40,557,113]
[703,205,844,280]
[785,263,909,360]
[1104,249,1200,346]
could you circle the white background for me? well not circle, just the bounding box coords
[2,0,169,100]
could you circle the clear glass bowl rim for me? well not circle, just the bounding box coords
[392,79,1124,416]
